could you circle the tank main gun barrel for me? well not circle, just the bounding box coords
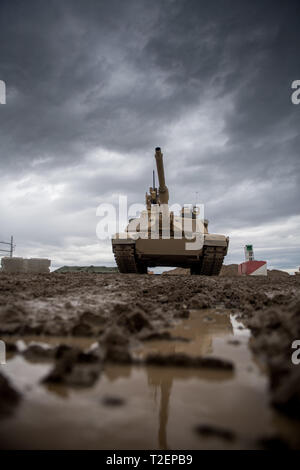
[155,147,169,204]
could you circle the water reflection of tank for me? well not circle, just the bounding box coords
[144,311,233,358]
[145,311,234,449]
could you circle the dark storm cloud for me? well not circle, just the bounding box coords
[1,0,299,165]
[0,0,299,269]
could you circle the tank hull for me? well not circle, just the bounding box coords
[112,235,229,275]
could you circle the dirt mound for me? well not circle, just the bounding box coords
[267,269,290,278]
[162,267,190,275]
[238,295,300,419]
[220,264,239,277]
[55,266,118,273]
[162,264,240,277]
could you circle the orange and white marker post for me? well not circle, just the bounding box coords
[238,245,267,276]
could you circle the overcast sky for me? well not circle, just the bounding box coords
[0,0,299,272]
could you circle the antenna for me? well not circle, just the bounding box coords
[153,170,156,189]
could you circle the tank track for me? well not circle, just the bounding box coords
[113,244,225,276]
[113,244,147,274]
[190,245,226,276]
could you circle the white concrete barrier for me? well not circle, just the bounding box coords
[27,258,51,273]
[1,257,51,273]
[1,257,26,273]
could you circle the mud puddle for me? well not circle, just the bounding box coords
[1,309,300,449]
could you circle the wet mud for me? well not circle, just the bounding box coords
[0,272,300,449]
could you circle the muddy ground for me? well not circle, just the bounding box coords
[0,271,300,449]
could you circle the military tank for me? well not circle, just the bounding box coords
[112,147,229,275]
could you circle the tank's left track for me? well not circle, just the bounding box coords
[112,244,147,274]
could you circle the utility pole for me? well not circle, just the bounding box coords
[10,236,13,257]
[0,236,15,257]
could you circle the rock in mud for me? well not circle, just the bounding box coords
[0,372,21,417]
[189,294,210,309]
[5,341,18,354]
[242,297,300,420]
[0,304,26,334]
[117,309,152,333]
[80,310,106,326]
[42,345,102,387]
[43,320,69,336]
[271,367,300,418]
[23,343,57,361]
[112,303,129,315]
[101,326,133,363]
[72,321,93,337]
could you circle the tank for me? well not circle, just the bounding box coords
[112,147,229,275]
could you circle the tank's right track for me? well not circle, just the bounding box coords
[113,243,226,276]
[190,245,226,276]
